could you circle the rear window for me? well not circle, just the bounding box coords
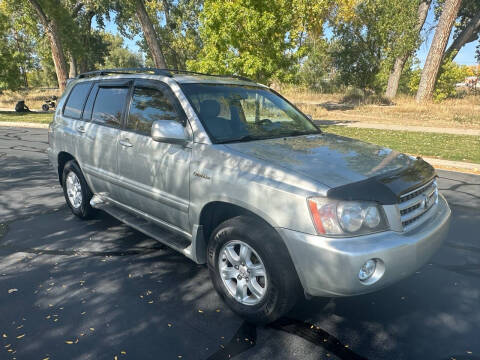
[63,82,92,119]
[91,87,129,128]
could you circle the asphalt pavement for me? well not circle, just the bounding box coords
[1,126,479,360]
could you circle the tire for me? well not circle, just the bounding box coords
[207,216,300,324]
[42,104,49,112]
[61,160,94,219]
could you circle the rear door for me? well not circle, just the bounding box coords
[115,79,192,231]
[61,80,93,164]
[76,80,131,195]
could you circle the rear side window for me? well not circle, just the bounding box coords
[91,87,129,128]
[127,87,183,135]
[63,82,92,119]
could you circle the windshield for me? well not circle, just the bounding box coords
[180,83,320,143]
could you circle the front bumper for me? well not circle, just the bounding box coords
[277,194,451,297]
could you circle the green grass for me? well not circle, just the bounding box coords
[0,111,53,124]
[323,125,480,164]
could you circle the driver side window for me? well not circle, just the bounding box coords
[127,87,183,135]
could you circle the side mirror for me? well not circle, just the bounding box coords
[151,120,187,145]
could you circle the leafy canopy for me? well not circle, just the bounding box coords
[187,0,333,83]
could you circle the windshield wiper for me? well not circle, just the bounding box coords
[281,130,322,138]
[215,135,260,144]
[215,129,322,144]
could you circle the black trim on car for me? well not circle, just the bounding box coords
[327,158,436,205]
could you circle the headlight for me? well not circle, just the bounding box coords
[307,197,389,236]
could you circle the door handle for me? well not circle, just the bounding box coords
[119,139,133,147]
[76,125,86,133]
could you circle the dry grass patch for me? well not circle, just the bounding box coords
[0,88,61,111]
[280,88,480,130]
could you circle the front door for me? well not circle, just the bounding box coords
[116,80,192,232]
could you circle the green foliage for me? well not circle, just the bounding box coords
[297,37,337,92]
[102,33,144,68]
[0,13,23,90]
[407,67,422,95]
[331,0,421,92]
[188,0,331,83]
[434,56,472,101]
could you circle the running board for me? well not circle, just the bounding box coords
[90,194,194,259]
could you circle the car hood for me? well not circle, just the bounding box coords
[224,133,419,189]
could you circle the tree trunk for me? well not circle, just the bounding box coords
[385,0,432,99]
[69,54,77,78]
[135,0,167,68]
[443,12,480,60]
[385,54,409,99]
[162,0,179,69]
[28,0,68,91]
[78,11,94,74]
[416,0,462,103]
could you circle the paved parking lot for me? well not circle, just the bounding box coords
[1,126,479,360]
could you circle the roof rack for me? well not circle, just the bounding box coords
[77,68,172,79]
[76,67,255,83]
[167,69,254,82]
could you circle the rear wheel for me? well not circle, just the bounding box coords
[42,104,49,112]
[61,160,94,219]
[207,216,300,324]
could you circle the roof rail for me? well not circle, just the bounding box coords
[167,69,254,83]
[76,67,255,83]
[77,68,172,79]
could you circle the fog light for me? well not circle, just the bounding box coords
[359,259,377,281]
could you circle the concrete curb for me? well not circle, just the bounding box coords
[422,157,480,175]
[0,121,49,129]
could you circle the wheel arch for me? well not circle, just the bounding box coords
[57,151,76,184]
[192,200,281,264]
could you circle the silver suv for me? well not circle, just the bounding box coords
[47,68,451,323]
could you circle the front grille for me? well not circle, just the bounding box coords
[398,179,438,231]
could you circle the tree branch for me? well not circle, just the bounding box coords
[444,12,480,60]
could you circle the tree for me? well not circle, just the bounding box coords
[102,33,144,68]
[26,0,68,91]
[188,0,330,83]
[297,36,334,92]
[134,0,167,68]
[145,0,203,70]
[0,13,23,90]
[416,0,462,103]
[385,0,432,99]
[331,0,419,93]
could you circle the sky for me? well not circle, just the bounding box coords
[94,7,479,67]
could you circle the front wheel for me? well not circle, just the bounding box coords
[207,216,300,324]
[61,160,94,219]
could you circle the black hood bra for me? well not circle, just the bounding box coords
[327,158,436,205]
